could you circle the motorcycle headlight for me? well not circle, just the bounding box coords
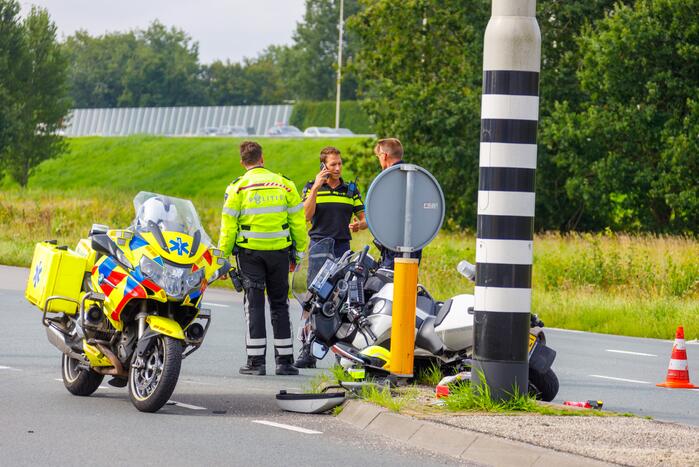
[140,256,164,282]
[162,264,187,298]
[139,256,203,299]
[185,269,204,289]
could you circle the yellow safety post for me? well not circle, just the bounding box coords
[389,257,419,377]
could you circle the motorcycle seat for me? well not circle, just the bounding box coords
[434,299,453,327]
[415,315,444,355]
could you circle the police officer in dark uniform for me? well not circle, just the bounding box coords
[373,138,423,269]
[294,146,367,368]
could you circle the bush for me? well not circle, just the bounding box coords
[290,100,373,134]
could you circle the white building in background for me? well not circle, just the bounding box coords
[64,105,293,137]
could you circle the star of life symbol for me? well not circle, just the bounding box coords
[33,261,43,288]
[169,237,189,256]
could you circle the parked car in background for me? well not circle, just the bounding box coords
[198,126,218,136]
[218,125,250,136]
[199,126,219,136]
[304,126,337,137]
[304,127,356,137]
[266,125,304,137]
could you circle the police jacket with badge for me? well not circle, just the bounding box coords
[219,167,309,256]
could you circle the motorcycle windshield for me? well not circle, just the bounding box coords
[131,191,213,247]
[291,237,336,305]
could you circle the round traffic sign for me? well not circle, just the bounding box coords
[365,163,445,252]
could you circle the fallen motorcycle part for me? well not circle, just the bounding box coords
[275,390,345,414]
[563,400,603,410]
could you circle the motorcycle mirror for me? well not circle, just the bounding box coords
[457,260,476,282]
[311,341,329,359]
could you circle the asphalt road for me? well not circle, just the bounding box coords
[0,267,463,467]
[549,327,699,425]
[2,264,698,466]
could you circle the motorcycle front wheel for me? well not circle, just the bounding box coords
[62,353,104,396]
[529,368,559,402]
[128,335,182,412]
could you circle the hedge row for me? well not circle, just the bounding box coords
[289,100,373,134]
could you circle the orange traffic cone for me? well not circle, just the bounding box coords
[657,326,696,389]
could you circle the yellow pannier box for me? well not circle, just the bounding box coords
[25,241,87,315]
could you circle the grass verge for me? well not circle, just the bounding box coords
[442,378,610,417]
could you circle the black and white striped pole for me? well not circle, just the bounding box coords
[473,0,541,399]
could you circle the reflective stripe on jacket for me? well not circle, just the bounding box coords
[219,167,308,255]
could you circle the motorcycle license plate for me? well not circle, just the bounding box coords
[528,333,537,353]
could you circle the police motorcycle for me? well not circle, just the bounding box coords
[25,192,231,412]
[291,238,559,401]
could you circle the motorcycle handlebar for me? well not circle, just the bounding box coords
[457,260,476,282]
[356,245,370,268]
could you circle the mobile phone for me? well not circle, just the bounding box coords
[320,162,329,178]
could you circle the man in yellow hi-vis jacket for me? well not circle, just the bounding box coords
[219,141,308,376]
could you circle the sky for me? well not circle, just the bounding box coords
[19,0,307,63]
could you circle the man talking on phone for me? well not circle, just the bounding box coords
[294,146,367,368]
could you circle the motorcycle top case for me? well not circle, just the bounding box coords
[25,241,87,315]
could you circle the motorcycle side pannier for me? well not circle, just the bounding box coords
[25,241,87,315]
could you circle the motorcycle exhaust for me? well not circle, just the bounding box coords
[45,324,83,361]
[93,344,127,378]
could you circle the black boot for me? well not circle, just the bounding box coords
[276,356,299,375]
[293,343,317,369]
[239,359,266,376]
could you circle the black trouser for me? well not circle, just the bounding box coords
[299,238,352,347]
[237,247,293,364]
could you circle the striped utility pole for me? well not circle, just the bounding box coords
[473,0,541,399]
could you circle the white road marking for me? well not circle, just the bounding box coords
[168,400,207,410]
[252,420,322,435]
[548,327,585,334]
[179,379,217,386]
[606,349,657,357]
[0,365,20,371]
[202,302,229,308]
[589,374,651,385]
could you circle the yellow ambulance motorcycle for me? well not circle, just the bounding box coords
[25,192,231,412]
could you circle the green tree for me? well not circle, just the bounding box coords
[535,0,634,230]
[542,0,699,232]
[63,30,137,108]
[347,0,489,227]
[202,50,291,105]
[1,3,70,186]
[347,0,639,230]
[119,21,205,107]
[63,22,205,108]
[276,0,362,101]
[0,0,25,159]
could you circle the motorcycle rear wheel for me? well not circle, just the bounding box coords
[529,368,559,402]
[128,335,182,413]
[61,353,104,396]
